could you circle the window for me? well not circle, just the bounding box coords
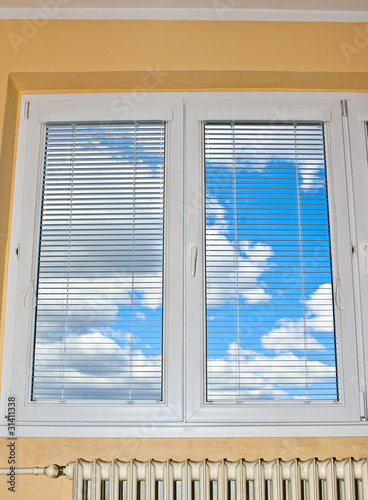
[2,93,367,436]
[2,96,184,428]
[184,96,365,425]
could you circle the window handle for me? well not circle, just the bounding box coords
[189,243,198,277]
[363,244,368,275]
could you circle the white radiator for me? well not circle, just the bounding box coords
[64,458,368,500]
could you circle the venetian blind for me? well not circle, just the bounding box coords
[204,122,338,402]
[32,121,165,401]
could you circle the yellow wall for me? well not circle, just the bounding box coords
[0,19,368,499]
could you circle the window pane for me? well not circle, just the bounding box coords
[32,121,165,401]
[204,122,338,402]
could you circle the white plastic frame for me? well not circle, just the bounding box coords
[347,97,368,414]
[1,92,368,437]
[0,94,184,430]
[184,95,363,424]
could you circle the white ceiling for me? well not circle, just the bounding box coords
[0,0,367,21]
[0,0,367,8]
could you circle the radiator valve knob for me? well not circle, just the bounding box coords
[45,464,61,478]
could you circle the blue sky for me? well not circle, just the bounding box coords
[204,122,337,402]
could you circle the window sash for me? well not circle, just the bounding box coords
[2,95,184,427]
[184,97,361,424]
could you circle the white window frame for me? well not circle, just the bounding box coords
[1,94,184,430]
[1,92,368,437]
[184,94,365,424]
[346,98,368,408]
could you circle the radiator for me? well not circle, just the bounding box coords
[64,458,368,500]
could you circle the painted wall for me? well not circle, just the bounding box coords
[0,19,368,499]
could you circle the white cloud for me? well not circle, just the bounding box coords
[241,242,274,262]
[206,228,274,306]
[260,283,334,353]
[307,283,334,332]
[261,319,326,352]
[207,342,336,401]
[300,163,326,192]
[207,355,288,400]
[241,288,272,304]
[205,196,229,232]
[32,331,162,400]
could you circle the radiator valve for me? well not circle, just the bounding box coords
[44,464,63,478]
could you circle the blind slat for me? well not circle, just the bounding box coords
[204,121,338,403]
[32,121,165,402]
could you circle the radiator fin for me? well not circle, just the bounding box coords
[66,458,368,500]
